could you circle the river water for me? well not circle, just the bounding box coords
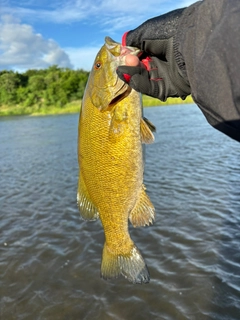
[0,104,240,320]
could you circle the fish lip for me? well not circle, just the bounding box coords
[105,36,141,57]
[108,82,131,107]
[120,46,142,59]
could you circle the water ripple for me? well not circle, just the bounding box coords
[1,107,240,319]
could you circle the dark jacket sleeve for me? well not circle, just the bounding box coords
[174,0,240,142]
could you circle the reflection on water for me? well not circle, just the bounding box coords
[0,105,240,320]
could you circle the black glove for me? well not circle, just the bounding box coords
[117,8,191,101]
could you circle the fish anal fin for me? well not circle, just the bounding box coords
[77,173,99,221]
[140,118,155,144]
[101,243,150,284]
[129,185,155,227]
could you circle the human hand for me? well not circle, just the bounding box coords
[117,8,191,101]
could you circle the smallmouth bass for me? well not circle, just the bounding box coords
[77,37,155,284]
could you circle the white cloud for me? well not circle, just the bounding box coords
[0,15,73,70]
[0,1,198,71]
[1,0,193,26]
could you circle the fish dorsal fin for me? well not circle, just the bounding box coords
[140,117,155,144]
[129,185,155,227]
[77,173,99,221]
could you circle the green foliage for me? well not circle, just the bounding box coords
[0,65,194,117]
[142,94,193,106]
[0,65,89,110]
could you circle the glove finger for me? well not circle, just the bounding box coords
[117,63,167,100]
[116,66,147,84]
[129,74,164,99]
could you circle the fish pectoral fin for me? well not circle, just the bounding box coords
[129,185,155,227]
[77,173,99,221]
[140,117,155,144]
[143,117,156,132]
[101,243,150,284]
[109,108,128,140]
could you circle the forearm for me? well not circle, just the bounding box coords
[175,0,240,141]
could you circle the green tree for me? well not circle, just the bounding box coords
[0,72,20,105]
[0,66,89,108]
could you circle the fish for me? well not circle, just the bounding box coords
[77,36,155,284]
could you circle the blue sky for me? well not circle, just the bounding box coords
[0,0,196,72]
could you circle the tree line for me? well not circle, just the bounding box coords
[0,66,89,108]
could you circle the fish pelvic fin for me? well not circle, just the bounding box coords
[140,117,155,144]
[129,185,155,227]
[77,173,99,221]
[101,243,150,284]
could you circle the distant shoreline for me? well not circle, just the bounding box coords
[0,95,194,117]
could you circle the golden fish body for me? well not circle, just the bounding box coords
[77,37,155,283]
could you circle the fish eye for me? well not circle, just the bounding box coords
[94,62,102,69]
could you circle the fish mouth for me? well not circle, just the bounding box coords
[105,36,141,58]
[109,82,132,108]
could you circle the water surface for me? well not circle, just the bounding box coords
[1,105,240,320]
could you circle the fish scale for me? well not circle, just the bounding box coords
[77,36,155,283]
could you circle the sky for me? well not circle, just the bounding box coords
[0,0,197,72]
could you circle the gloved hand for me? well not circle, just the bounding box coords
[117,8,191,101]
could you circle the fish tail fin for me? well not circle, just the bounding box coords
[101,242,150,284]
